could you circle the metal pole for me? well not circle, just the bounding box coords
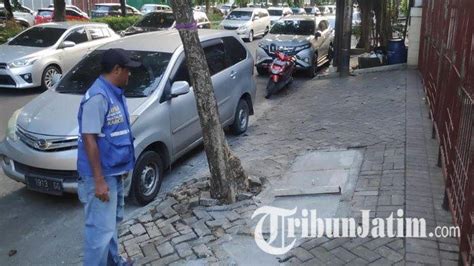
[333,0,344,69]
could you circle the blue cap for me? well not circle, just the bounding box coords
[101,48,141,69]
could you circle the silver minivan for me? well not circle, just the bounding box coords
[0,30,256,205]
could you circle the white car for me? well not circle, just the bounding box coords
[0,3,35,27]
[0,22,119,90]
[267,7,293,25]
[220,8,270,42]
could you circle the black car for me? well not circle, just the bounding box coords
[91,3,141,18]
[121,10,210,36]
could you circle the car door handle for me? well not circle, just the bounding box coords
[230,71,237,79]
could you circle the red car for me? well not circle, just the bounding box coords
[35,8,89,25]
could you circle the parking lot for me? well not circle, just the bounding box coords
[0,38,316,265]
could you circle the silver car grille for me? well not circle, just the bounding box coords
[17,126,78,152]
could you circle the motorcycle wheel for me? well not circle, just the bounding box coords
[265,80,277,99]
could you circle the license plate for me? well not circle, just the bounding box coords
[26,176,63,195]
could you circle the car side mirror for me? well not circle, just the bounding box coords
[253,15,259,21]
[170,81,190,98]
[315,31,322,38]
[59,41,76,49]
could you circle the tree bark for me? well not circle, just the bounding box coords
[53,0,66,22]
[3,0,14,20]
[339,0,352,76]
[170,0,249,203]
[120,0,127,16]
[356,0,372,51]
[272,0,278,7]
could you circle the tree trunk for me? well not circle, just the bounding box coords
[120,0,127,16]
[356,0,372,51]
[339,0,352,76]
[53,0,66,22]
[272,0,278,7]
[205,0,209,14]
[169,0,249,203]
[3,0,13,20]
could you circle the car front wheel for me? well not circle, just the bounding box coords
[131,151,163,205]
[41,65,62,90]
[305,53,317,78]
[246,30,254,42]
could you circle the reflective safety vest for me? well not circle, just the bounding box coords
[77,76,135,177]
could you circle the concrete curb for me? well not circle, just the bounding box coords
[316,63,408,80]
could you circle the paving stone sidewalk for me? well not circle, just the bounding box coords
[118,69,459,265]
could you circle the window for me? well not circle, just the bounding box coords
[172,60,191,84]
[223,37,246,66]
[318,20,329,31]
[56,50,172,97]
[136,12,175,28]
[66,9,80,17]
[268,10,282,16]
[87,28,106,40]
[65,28,88,44]
[270,20,316,36]
[101,28,111,37]
[204,43,226,76]
[9,27,66,47]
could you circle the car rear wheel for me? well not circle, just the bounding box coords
[231,99,250,135]
[41,65,62,90]
[131,151,163,205]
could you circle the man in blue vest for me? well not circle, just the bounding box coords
[77,48,140,266]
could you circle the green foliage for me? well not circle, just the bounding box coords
[91,16,141,32]
[400,0,409,17]
[0,22,23,44]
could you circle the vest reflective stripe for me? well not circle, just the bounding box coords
[110,129,130,137]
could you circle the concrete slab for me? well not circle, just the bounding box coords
[290,150,358,171]
[280,169,349,192]
[222,235,279,265]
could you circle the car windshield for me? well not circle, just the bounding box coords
[304,8,313,13]
[95,5,113,12]
[38,10,53,16]
[270,20,315,35]
[135,12,175,28]
[226,11,252,20]
[9,27,65,47]
[268,10,282,16]
[56,50,172,97]
[141,5,155,12]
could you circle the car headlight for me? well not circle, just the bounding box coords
[8,57,38,68]
[6,108,22,142]
[294,43,311,52]
[238,24,249,31]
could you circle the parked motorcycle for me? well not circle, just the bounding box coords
[265,51,296,99]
